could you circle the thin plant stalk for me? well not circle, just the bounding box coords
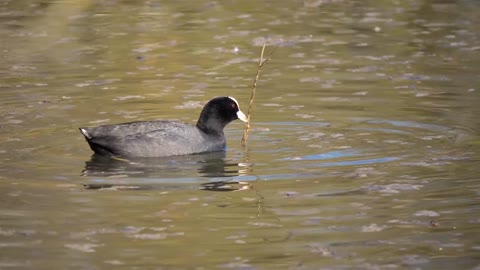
[241,42,277,146]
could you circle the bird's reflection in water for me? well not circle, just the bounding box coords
[82,151,253,193]
[200,180,252,192]
[83,151,233,177]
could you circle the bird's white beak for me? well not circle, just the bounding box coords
[237,110,248,122]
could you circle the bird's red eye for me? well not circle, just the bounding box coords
[232,103,236,109]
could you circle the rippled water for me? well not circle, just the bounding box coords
[1,0,480,269]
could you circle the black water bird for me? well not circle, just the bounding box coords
[79,96,247,157]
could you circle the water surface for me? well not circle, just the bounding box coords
[1,0,479,269]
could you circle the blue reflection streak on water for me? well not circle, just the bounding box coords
[354,118,450,132]
[279,148,401,168]
[280,149,361,161]
[316,156,400,167]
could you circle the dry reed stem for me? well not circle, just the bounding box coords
[241,42,277,146]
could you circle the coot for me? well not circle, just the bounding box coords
[79,96,247,157]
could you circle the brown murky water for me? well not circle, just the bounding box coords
[1,0,479,269]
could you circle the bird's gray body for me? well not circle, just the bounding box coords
[80,121,226,157]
